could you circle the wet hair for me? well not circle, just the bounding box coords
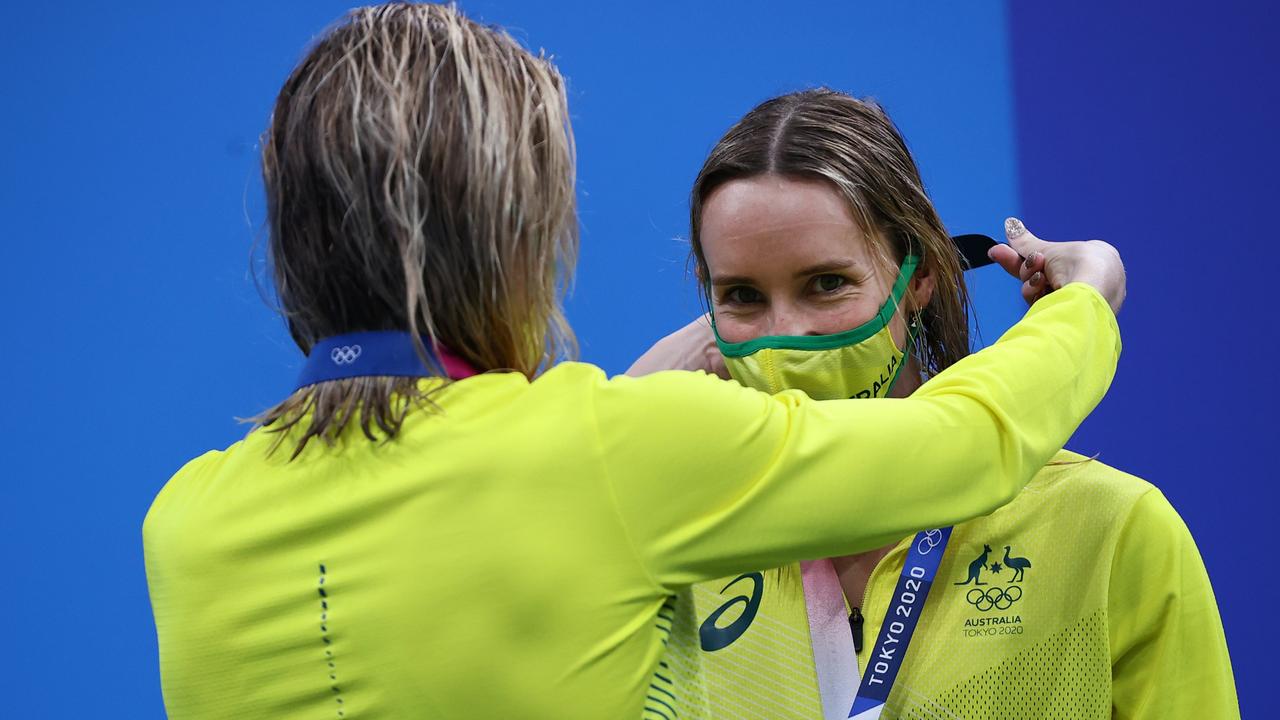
[255,3,577,456]
[690,88,972,376]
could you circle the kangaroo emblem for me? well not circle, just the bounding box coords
[954,544,992,586]
[1003,546,1032,582]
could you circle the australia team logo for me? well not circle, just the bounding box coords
[954,543,1032,613]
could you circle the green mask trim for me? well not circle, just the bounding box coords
[712,255,920,358]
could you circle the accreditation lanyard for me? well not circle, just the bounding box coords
[296,331,478,389]
[847,527,952,720]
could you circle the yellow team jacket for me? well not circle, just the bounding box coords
[144,284,1118,719]
[669,453,1238,719]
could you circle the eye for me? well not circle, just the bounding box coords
[723,286,764,305]
[811,274,847,294]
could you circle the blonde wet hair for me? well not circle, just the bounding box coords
[256,3,577,456]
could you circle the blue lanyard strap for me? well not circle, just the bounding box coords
[848,527,952,719]
[296,331,474,390]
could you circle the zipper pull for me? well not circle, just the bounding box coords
[848,606,864,654]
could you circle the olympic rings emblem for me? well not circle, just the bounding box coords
[916,529,945,555]
[331,345,363,365]
[965,585,1023,612]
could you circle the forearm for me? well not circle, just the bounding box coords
[776,282,1123,560]
[607,283,1122,584]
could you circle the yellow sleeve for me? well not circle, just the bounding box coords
[592,282,1121,588]
[1109,489,1239,719]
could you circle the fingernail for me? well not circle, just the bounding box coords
[1030,271,1043,287]
[1005,217,1026,240]
[1024,251,1038,269]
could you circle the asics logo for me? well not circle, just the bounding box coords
[699,572,764,652]
[331,345,363,365]
[965,586,1023,612]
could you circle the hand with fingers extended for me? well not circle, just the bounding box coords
[988,217,1126,315]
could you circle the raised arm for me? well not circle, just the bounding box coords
[602,233,1126,588]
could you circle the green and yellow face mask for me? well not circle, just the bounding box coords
[712,255,919,400]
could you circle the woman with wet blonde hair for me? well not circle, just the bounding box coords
[644,88,1236,720]
[145,6,1127,719]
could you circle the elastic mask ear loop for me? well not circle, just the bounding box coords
[882,313,922,395]
[911,309,929,379]
[907,311,922,353]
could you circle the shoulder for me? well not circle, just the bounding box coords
[143,446,235,543]
[1026,451,1191,544]
[549,362,744,393]
[572,363,781,419]
[1027,451,1155,508]
[531,361,607,385]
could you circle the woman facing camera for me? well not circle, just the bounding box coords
[632,89,1236,720]
[144,5,1130,717]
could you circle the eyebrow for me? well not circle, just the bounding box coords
[710,258,859,286]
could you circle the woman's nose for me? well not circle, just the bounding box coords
[768,306,815,337]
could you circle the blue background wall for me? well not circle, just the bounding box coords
[0,1,1270,716]
[1007,2,1277,713]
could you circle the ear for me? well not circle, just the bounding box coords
[908,262,936,313]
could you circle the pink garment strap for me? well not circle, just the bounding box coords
[296,332,482,389]
[801,559,860,720]
[436,344,479,380]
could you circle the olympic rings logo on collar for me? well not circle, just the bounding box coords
[331,345,363,365]
[965,586,1023,612]
[916,529,945,555]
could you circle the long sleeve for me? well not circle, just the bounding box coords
[592,282,1121,588]
[1109,489,1239,719]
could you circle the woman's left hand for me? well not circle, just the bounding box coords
[989,217,1126,314]
[626,315,731,378]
